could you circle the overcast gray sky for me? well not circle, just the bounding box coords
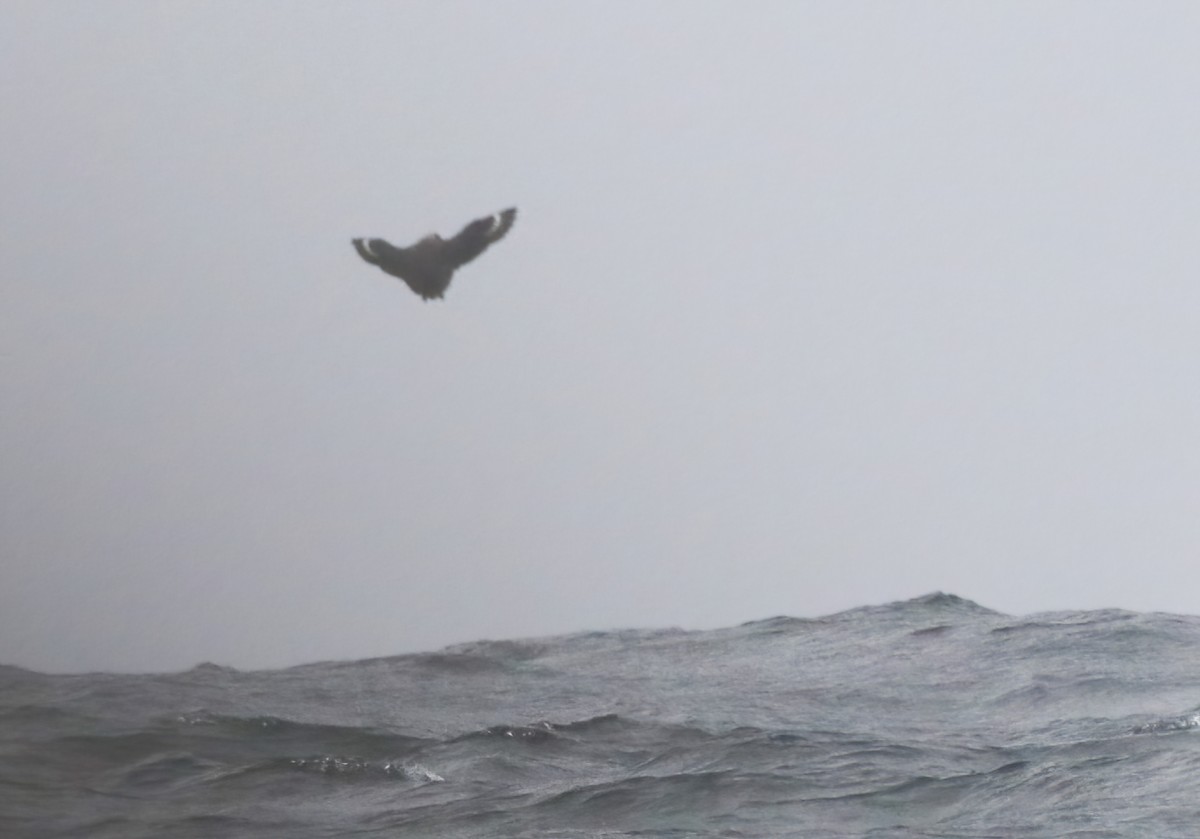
[3,2,1199,674]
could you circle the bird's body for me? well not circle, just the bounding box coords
[352,208,517,300]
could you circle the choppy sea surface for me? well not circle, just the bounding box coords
[3,593,1200,838]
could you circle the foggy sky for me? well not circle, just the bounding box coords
[3,2,1199,673]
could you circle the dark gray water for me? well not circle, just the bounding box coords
[3,592,1200,838]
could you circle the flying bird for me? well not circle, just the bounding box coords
[351,208,517,300]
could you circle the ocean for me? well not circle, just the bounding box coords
[3,592,1199,838]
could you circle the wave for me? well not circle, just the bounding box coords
[287,755,444,781]
[1132,712,1200,734]
[830,591,1005,622]
[8,594,1200,838]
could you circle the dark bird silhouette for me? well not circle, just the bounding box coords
[351,208,517,300]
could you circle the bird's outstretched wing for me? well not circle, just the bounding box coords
[442,208,517,268]
[351,238,382,266]
[352,237,411,269]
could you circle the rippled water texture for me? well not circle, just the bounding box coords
[3,593,1200,837]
